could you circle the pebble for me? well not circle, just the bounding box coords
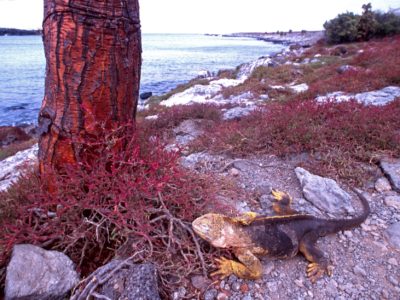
[388,258,398,266]
[232,282,241,292]
[263,262,275,275]
[384,195,400,210]
[204,289,218,300]
[217,291,229,300]
[294,279,304,288]
[191,275,212,291]
[388,276,399,286]
[242,295,253,300]
[343,231,353,238]
[353,265,367,277]
[230,168,240,177]
[375,177,392,192]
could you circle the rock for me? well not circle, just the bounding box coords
[289,83,309,94]
[217,292,229,300]
[336,65,358,74]
[375,177,392,192]
[0,126,31,146]
[140,92,153,100]
[160,78,244,107]
[385,222,400,250]
[173,119,210,146]
[237,56,277,80]
[144,115,158,121]
[5,244,79,300]
[197,70,212,78]
[222,106,257,120]
[0,144,38,191]
[331,46,347,56]
[98,262,160,300]
[204,289,218,300]
[172,287,186,300]
[229,168,240,177]
[353,265,367,277]
[263,261,275,275]
[388,258,398,266]
[384,195,400,210]
[191,275,212,291]
[315,86,400,106]
[380,158,400,192]
[295,167,354,215]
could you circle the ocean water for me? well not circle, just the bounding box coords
[0,34,285,126]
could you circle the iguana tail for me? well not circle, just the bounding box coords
[325,189,370,233]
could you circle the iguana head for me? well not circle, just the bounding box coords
[192,213,237,248]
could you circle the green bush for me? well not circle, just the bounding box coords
[374,11,400,37]
[324,3,400,44]
[324,12,360,44]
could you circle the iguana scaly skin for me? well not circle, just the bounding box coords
[192,189,370,282]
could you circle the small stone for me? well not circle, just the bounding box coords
[344,231,353,238]
[191,275,212,291]
[267,282,278,292]
[381,289,389,299]
[232,282,241,292]
[229,168,240,177]
[204,289,218,300]
[217,292,229,300]
[353,265,367,277]
[385,222,400,250]
[264,262,275,275]
[388,276,399,286]
[294,279,304,287]
[240,283,249,293]
[375,177,392,192]
[388,258,398,266]
[384,195,400,210]
[242,295,253,300]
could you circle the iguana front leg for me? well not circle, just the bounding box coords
[299,232,333,283]
[271,189,297,215]
[212,249,263,280]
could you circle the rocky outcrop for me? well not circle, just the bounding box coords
[5,244,79,300]
[0,126,31,147]
[316,86,400,106]
[222,106,258,120]
[160,78,245,107]
[295,167,355,215]
[0,144,38,191]
[236,56,278,80]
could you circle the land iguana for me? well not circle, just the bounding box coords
[192,189,370,282]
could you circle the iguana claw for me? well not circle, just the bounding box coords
[306,262,333,283]
[211,257,234,279]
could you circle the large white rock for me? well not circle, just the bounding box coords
[160,78,245,107]
[315,86,400,106]
[236,56,277,80]
[0,144,38,191]
[295,167,355,215]
[5,244,79,300]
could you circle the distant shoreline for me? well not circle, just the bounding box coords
[222,30,325,46]
[0,28,42,36]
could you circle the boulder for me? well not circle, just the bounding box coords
[5,244,79,300]
[295,167,354,215]
[0,144,38,191]
[380,158,400,192]
[336,65,358,74]
[236,56,278,80]
[98,262,160,300]
[289,83,309,94]
[140,92,153,100]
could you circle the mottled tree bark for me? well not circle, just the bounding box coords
[39,0,141,176]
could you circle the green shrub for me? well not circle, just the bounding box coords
[374,11,400,37]
[324,12,360,44]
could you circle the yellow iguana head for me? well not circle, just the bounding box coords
[192,213,237,248]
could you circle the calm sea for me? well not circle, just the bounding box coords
[0,34,285,126]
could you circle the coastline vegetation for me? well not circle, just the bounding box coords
[1,3,400,297]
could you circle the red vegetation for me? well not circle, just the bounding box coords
[193,99,400,183]
[304,35,400,97]
[0,123,220,294]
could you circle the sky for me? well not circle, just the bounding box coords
[0,0,399,33]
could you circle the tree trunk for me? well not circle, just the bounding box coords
[39,0,141,176]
